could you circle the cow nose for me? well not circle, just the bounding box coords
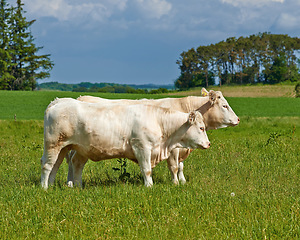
[206,142,210,148]
[237,118,240,123]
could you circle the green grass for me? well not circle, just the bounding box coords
[0,91,299,239]
[227,97,300,117]
[0,91,172,120]
[0,91,299,120]
[0,118,299,239]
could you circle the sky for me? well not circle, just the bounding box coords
[7,0,300,85]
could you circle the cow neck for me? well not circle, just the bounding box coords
[158,110,186,137]
[162,115,190,152]
[183,96,210,113]
[196,100,213,115]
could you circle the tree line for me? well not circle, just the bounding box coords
[0,0,53,90]
[38,81,172,94]
[175,33,300,89]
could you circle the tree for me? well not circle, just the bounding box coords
[265,53,299,84]
[176,33,300,90]
[0,0,53,90]
[196,45,215,88]
[0,0,14,89]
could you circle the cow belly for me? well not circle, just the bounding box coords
[74,145,136,162]
[150,146,168,168]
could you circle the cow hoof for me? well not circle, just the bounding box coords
[145,182,153,188]
[67,181,74,188]
[179,179,186,185]
[172,180,179,185]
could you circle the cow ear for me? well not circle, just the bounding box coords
[209,90,217,104]
[188,111,196,124]
[201,88,209,97]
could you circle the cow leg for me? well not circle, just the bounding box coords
[66,150,76,187]
[167,149,180,185]
[67,160,74,187]
[177,149,192,184]
[139,157,153,187]
[41,148,60,189]
[132,144,153,187]
[71,152,88,188]
[178,161,186,184]
[48,147,69,186]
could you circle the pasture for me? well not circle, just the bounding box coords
[0,90,299,239]
[170,83,297,98]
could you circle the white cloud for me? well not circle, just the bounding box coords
[21,0,172,22]
[276,13,300,29]
[22,0,128,22]
[135,0,172,19]
[221,0,284,7]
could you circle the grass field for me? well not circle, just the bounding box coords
[0,90,299,120]
[0,90,299,239]
[171,83,297,98]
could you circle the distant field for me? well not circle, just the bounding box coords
[0,89,299,120]
[171,84,297,98]
[0,91,171,120]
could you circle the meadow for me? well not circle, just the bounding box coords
[0,90,299,239]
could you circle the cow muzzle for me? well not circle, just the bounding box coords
[201,142,210,149]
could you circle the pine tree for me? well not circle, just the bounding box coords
[0,0,14,89]
[3,0,53,90]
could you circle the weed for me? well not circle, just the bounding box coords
[266,132,281,146]
[112,158,131,182]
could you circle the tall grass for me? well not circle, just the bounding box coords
[0,116,299,239]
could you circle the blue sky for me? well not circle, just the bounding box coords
[8,0,300,85]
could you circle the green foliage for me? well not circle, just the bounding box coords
[112,158,131,182]
[0,0,53,90]
[149,87,169,94]
[295,82,300,98]
[38,81,175,93]
[175,72,215,90]
[176,32,300,89]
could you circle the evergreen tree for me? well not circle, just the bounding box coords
[0,0,53,90]
[0,0,13,89]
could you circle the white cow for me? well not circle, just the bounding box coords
[67,88,239,186]
[41,98,210,189]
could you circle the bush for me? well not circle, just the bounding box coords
[295,82,300,98]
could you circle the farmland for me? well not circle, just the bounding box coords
[0,89,299,239]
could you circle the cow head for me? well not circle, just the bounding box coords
[200,88,240,130]
[181,111,210,150]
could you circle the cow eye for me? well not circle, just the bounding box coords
[200,127,204,131]
[223,105,228,109]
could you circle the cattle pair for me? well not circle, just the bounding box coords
[40,88,239,189]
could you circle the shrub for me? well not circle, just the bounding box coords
[295,82,300,98]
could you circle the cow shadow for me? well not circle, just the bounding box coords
[83,173,144,188]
